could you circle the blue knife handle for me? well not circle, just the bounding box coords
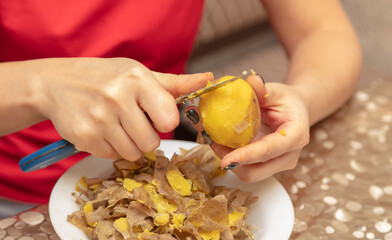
[19,139,80,172]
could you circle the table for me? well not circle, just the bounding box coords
[278,76,392,240]
[1,77,391,240]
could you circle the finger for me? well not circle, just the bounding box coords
[153,71,214,97]
[83,139,119,160]
[232,150,301,183]
[104,124,144,161]
[66,120,119,160]
[246,74,276,127]
[137,82,180,133]
[246,74,268,105]
[119,103,161,152]
[220,120,309,168]
[184,105,233,159]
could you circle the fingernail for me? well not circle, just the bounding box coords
[201,131,213,145]
[185,109,199,124]
[224,162,238,170]
[256,74,265,85]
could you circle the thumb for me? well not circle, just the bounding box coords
[152,71,214,98]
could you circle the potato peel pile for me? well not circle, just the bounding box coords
[68,145,259,240]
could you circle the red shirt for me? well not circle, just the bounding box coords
[0,0,204,203]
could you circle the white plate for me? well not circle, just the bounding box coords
[49,140,294,240]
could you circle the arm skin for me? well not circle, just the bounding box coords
[0,57,213,160]
[186,0,362,183]
[263,0,362,125]
[0,60,46,136]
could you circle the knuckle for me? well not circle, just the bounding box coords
[124,150,143,162]
[165,115,180,131]
[117,142,143,161]
[100,81,136,105]
[237,148,252,164]
[72,123,97,142]
[89,106,108,124]
[285,151,301,170]
[95,146,118,160]
[156,113,179,133]
[111,58,136,74]
[139,138,160,153]
[286,158,298,170]
[297,131,310,147]
[124,64,149,85]
[101,85,124,105]
[260,138,274,159]
[134,150,143,160]
[295,123,310,147]
[127,63,144,76]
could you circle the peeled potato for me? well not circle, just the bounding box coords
[199,76,261,148]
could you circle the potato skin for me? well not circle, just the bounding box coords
[199,76,261,148]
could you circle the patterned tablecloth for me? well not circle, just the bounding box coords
[0,77,391,240]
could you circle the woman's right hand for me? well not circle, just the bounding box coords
[27,57,213,160]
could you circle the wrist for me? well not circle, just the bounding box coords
[287,80,320,126]
[9,60,48,121]
[25,60,48,119]
[0,60,49,135]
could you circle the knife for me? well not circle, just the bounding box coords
[19,71,250,172]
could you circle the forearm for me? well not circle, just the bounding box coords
[0,60,46,136]
[262,0,362,126]
[286,25,362,125]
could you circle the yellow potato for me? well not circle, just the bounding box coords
[199,76,261,148]
[114,217,129,232]
[123,178,142,192]
[199,230,220,240]
[166,169,192,196]
[154,212,170,226]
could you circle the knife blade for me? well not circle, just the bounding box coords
[175,70,249,104]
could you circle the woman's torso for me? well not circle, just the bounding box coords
[0,0,204,203]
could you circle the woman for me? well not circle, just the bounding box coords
[0,0,361,207]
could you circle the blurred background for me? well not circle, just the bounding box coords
[176,0,392,140]
[1,0,391,223]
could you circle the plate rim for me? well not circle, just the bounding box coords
[49,139,294,240]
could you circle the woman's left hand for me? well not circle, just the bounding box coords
[185,74,310,183]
